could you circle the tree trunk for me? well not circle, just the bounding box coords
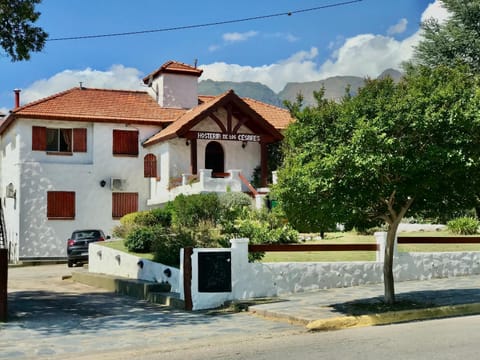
[383,223,399,304]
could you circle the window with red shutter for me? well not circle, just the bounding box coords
[113,130,139,156]
[144,154,157,178]
[112,192,138,219]
[47,191,75,219]
[73,128,87,152]
[33,126,87,154]
[32,126,46,151]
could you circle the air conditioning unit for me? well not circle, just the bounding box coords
[110,178,126,191]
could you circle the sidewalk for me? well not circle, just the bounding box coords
[248,274,480,330]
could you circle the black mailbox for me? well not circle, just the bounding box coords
[198,251,232,293]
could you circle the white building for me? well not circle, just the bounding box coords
[0,61,292,262]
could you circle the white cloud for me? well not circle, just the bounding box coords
[201,1,448,92]
[223,31,258,42]
[387,18,408,35]
[21,65,144,104]
[18,1,451,100]
[422,0,450,23]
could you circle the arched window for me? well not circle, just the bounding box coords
[205,141,224,177]
[144,153,157,178]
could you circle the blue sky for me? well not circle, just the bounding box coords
[0,0,448,113]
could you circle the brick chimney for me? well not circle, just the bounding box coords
[14,89,21,109]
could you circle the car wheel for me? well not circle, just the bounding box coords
[67,260,73,268]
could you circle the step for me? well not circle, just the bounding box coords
[147,291,185,309]
[72,271,173,302]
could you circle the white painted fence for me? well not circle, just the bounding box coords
[88,233,480,311]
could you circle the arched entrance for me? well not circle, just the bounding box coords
[205,141,224,177]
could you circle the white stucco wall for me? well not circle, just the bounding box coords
[0,125,21,262]
[3,118,164,259]
[150,73,198,109]
[88,242,180,292]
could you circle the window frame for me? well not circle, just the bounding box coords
[112,129,139,157]
[32,126,87,154]
[112,192,138,219]
[47,191,76,220]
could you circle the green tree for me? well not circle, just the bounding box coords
[0,0,48,61]
[275,66,480,303]
[413,0,480,73]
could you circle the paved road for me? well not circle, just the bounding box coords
[152,314,480,360]
[1,265,303,360]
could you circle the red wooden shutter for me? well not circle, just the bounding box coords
[113,130,138,156]
[144,154,157,178]
[47,191,75,219]
[112,192,138,219]
[32,126,46,151]
[73,128,87,152]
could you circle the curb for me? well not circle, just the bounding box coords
[306,302,480,331]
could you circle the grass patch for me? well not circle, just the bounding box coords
[100,240,155,260]
[261,230,480,263]
[100,230,480,264]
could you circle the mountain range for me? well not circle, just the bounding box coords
[198,69,403,108]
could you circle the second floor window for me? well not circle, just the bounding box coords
[47,128,72,152]
[32,126,87,153]
[113,129,139,156]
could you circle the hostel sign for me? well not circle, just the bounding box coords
[195,132,261,142]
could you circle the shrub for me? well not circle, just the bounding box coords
[447,217,480,235]
[225,208,299,261]
[172,193,221,228]
[152,229,195,267]
[218,192,253,220]
[124,226,162,253]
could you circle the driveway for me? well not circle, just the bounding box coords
[2,264,302,360]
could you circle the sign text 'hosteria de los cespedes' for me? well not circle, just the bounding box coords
[195,131,261,142]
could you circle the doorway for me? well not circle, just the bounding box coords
[205,141,224,177]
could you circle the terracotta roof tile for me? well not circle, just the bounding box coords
[143,60,203,84]
[242,97,292,130]
[11,87,186,124]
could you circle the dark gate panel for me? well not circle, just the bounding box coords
[198,251,231,293]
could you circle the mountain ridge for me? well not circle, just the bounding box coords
[198,69,402,107]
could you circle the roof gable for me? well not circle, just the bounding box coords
[143,90,285,146]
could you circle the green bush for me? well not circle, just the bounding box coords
[124,226,161,253]
[172,193,221,228]
[218,192,253,221]
[152,229,195,267]
[447,217,480,235]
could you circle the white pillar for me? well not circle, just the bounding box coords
[255,194,265,209]
[230,238,250,298]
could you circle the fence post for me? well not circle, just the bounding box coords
[183,247,193,311]
[375,232,387,263]
[0,248,7,322]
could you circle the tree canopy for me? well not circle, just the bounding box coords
[0,0,47,61]
[413,0,480,73]
[275,65,480,302]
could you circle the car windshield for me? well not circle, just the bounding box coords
[73,231,101,240]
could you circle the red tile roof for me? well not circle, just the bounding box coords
[143,60,203,84]
[0,85,294,141]
[6,87,186,124]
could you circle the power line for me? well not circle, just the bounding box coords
[47,0,363,42]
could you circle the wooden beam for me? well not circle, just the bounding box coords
[249,244,379,252]
[190,138,197,175]
[260,142,268,187]
[183,247,193,311]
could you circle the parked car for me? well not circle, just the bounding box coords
[67,229,110,267]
